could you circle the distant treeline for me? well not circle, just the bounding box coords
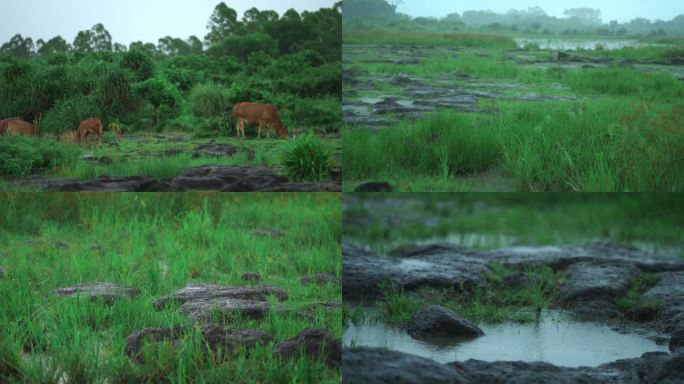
[0,2,342,134]
[343,0,684,37]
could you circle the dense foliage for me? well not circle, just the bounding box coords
[0,135,81,176]
[0,2,341,134]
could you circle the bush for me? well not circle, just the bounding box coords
[41,95,100,133]
[227,82,263,106]
[96,68,137,117]
[0,135,81,176]
[134,77,182,126]
[121,49,156,81]
[188,83,229,118]
[289,96,340,129]
[282,134,332,182]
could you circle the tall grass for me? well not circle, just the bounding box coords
[0,193,341,383]
[345,97,684,191]
[344,112,500,180]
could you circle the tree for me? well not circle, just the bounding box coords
[205,2,239,45]
[343,0,399,20]
[0,34,35,57]
[73,24,113,52]
[37,36,70,55]
[187,36,203,54]
[158,36,193,56]
[563,8,602,25]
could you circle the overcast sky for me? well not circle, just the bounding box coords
[396,0,684,23]
[0,0,337,45]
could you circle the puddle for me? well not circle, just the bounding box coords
[514,38,645,51]
[343,311,669,367]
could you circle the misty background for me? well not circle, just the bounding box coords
[0,0,337,55]
[344,0,684,37]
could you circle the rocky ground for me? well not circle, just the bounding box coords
[343,44,684,129]
[54,280,341,366]
[342,240,684,383]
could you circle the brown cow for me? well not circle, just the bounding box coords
[0,118,25,136]
[78,118,103,144]
[232,102,288,139]
[3,119,35,136]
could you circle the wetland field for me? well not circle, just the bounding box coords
[0,193,342,383]
[343,24,684,192]
[342,193,684,383]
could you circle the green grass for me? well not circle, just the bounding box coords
[614,272,661,313]
[0,193,341,383]
[343,193,684,255]
[344,97,684,192]
[343,31,517,49]
[365,263,564,326]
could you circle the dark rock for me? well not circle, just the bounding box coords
[21,175,158,192]
[355,182,393,192]
[154,283,288,309]
[125,324,273,363]
[163,148,184,156]
[180,297,275,321]
[241,272,262,282]
[55,241,69,249]
[559,263,638,305]
[273,328,341,367]
[191,143,238,159]
[343,241,489,301]
[581,64,595,69]
[407,305,484,338]
[670,326,684,351]
[252,228,286,238]
[55,282,140,304]
[171,176,226,190]
[301,272,339,286]
[343,347,469,384]
[450,350,684,384]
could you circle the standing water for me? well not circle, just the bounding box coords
[343,311,668,367]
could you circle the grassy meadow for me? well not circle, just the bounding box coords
[0,193,341,383]
[342,29,684,192]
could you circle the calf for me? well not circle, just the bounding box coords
[3,119,35,136]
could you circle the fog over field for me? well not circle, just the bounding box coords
[396,0,683,22]
[0,0,338,45]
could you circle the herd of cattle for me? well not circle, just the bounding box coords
[0,102,288,143]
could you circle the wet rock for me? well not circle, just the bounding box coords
[55,241,69,249]
[191,143,238,158]
[252,228,286,238]
[55,282,140,304]
[450,350,684,384]
[154,283,288,309]
[180,298,274,321]
[343,347,469,384]
[125,324,273,363]
[670,326,684,351]
[559,263,638,304]
[241,272,262,282]
[163,148,184,156]
[343,241,489,301]
[557,51,570,61]
[643,271,684,345]
[301,272,339,286]
[20,175,158,192]
[407,305,484,338]
[273,328,341,367]
[355,182,393,192]
[391,75,419,86]
[169,165,340,192]
[487,240,684,272]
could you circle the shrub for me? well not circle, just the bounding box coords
[121,49,156,81]
[288,96,340,129]
[0,135,81,177]
[227,82,263,106]
[134,77,182,125]
[96,68,137,117]
[41,95,100,133]
[188,83,229,118]
[282,134,332,182]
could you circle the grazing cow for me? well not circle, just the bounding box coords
[0,118,25,136]
[3,119,35,136]
[78,118,103,144]
[232,102,288,139]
